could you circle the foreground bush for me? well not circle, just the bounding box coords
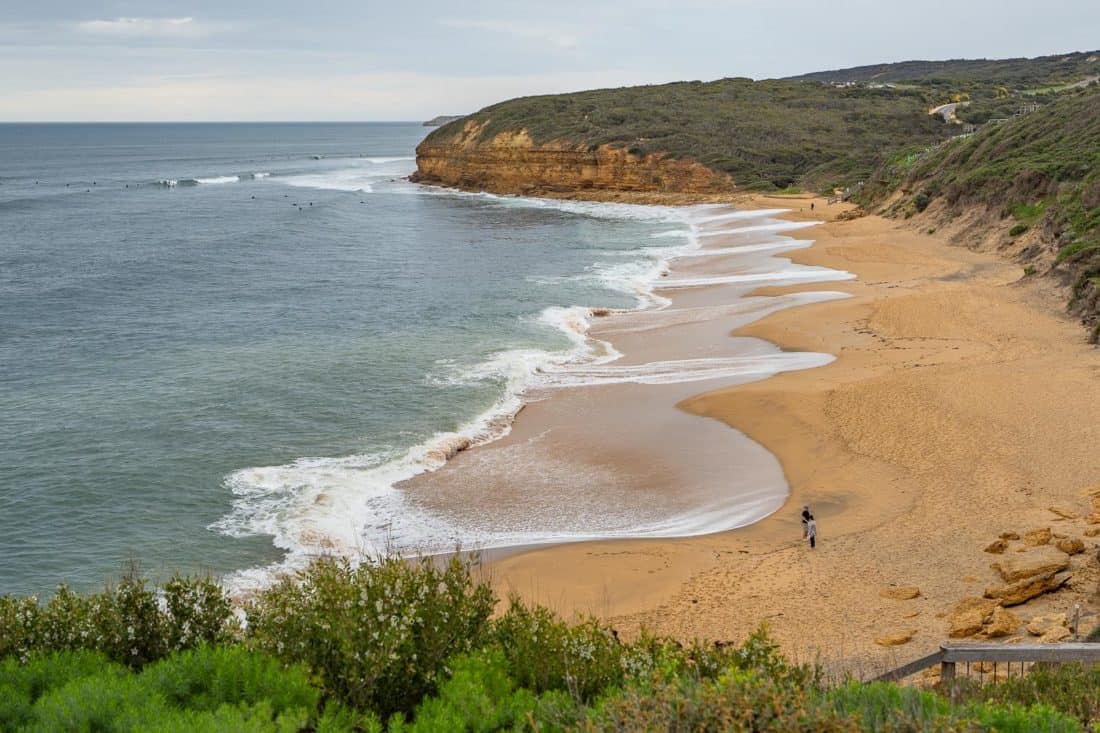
[246,554,495,719]
[2,559,1098,731]
[0,571,235,667]
[0,647,338,732]
[951,662,1100,729]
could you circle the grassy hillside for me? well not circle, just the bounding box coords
[425,52,1099,194]
[788,50,1099,88]
[861,86,1100,339]
[425,78,949,191]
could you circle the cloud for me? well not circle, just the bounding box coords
[0,69,692,122]
[75,17,208,38]
[440,18,581,49]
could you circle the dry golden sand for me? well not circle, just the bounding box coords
[486,193,1100,673]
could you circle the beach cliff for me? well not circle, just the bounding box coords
[410,120,734,197]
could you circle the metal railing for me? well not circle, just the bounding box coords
[873,643,1100,684]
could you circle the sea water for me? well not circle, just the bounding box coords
[0,123,699,595]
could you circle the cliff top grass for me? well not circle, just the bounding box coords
[426,77,949,191]
[425,50,1099,194]
[787,49,1099,88]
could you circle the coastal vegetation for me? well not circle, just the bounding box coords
[3,558,1100,731]
[417,49,1100,337]
[860,85,1100,339]
[425,77,949,192]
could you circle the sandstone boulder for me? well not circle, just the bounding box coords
[1048,506,1079,520]
[1055,538,1085,555]
[879,585,921,600]
[1026,613,1069,637]
[1084,527,1100,537]
[1023,527,1052,546]
[949,597,999,638]
[983,607,1020,638]
[984,539,1008,554]
[875,629,916,647]
[1040,626,1073,643]
[984,571,1071,606]
[1000,531,1021,540]
[990,545,1070,582]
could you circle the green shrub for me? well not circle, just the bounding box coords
[964,700,1081,733]
[130,700,311,733]
[913,190,932,212]
[0,650,118,730]
[954,663,1100,727]
[1009,223,1029,236]
[5,647,329,733]
[246,555,495,718]
[491,599,624,702]
[1057,239,1100,262]
[391,650,580,733]
[0,595,43,662]
[581,667,855,732]
[28,669,167,733]
[141,646,318,716]
[1011,200,1048,223]
[0,573,236,668]
[826,681,957,731]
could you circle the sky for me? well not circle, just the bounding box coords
[2,1,1098,121]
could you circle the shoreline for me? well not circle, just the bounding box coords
[398,198,853,560]
[483,192,1100,671]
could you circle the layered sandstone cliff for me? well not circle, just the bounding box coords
[410,121,734,197]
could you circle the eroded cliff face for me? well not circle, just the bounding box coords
[410,121,734,197]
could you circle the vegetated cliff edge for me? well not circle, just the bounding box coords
[411,77,948,197]
[411,121,733,197]
[859,85,1100,340]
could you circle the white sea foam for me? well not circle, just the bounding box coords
[194,175,241,185]
[659,267,855,289]
[215,200,855,595]
[697,220,819,236]
[674,240,811,257]
[694,208,790,223]
[536,352,834,388]
[282,157,418,192]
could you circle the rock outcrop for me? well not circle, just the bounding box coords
[949,597,1000,638]
[984,607,1020,638]
[411,122,735,197]
[875,629,917,646]
[990,545,1070,583]
[1026,613,1069,637]
[984,571,1071,606]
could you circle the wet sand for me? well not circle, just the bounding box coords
[402,205,851,555]
[482,194,1100,672]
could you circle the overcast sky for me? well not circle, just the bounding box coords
[2,1,1098,121]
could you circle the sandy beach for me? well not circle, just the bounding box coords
[481,194,1100,672]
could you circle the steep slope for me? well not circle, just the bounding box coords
[412,78,947,195]
[861,87,1100,339]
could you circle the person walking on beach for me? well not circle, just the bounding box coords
[810,201,815,212]
[800,505,813,537]
[806,515,818,549]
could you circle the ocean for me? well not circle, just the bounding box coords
[0,122,750,597]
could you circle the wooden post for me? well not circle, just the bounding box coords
[941,660,956,682]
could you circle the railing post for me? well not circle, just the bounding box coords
[941,660,955,682]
